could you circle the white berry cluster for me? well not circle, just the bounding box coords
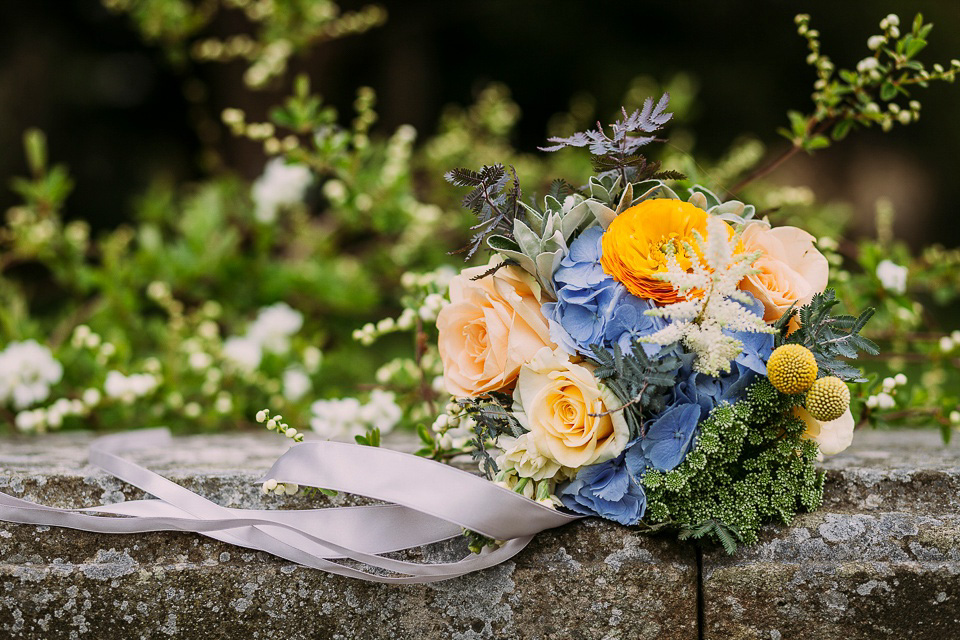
[865,373,907,410]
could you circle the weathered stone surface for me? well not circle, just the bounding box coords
[820,429,960,514]
[2,428,958,638]
[0,432,697,639]
[1,522,697,639]
[703,429,960,640]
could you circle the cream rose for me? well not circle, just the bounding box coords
[739,222,829,323]
[513,347,629,469]
[437,260,554,398]
[497,433,565,481]
[794,406,855,456]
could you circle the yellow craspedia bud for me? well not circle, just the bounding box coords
[805,376,851,422]
[767,344,818,394]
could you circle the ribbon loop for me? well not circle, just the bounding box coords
[0,429,580,583]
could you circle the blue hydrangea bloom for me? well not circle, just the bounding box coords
[543,226,666,358]
[558,453,647,525]
[638,403,701,471]
[726,292,774,375]
[624,438,651,479]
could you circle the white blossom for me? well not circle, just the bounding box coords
[0,340,64,410]
[876,259,908,294]
[641,216,775,376]
[247,302,303,354]
[222,336,263,372]
[309,390,402,441]
[856,57,879,73]
[940,336,955,353]
[82,388,102,407]
[251,158,312,223]
[104,371,159,402]
[282,368,312,402]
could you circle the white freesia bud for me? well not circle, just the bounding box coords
[951,411,960,425]
[894,373,907,386]
[885,14,900,27]
[867,35,885,50]
[940,336,955,353]
[882,377,896,393]
[256,410,268,423]
[877,393,896,410]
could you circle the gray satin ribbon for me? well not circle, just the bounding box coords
[0,429,580,583]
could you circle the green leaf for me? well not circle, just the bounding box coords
[905,37,927,59]
[912,13,924,34]
[787,111,807,137]
[831,119,853,141]
[417,423,433,445]
[880,82,898,101]
[804,135,831,151]
[23,129,47,176]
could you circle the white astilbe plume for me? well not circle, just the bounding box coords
[640,215,774,376]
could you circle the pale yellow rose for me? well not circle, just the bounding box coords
[513,347,629,469]
[794,406,855,456]
[739,222,829,323]
[437,260,554,398]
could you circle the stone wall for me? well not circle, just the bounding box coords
[1,430,957,639]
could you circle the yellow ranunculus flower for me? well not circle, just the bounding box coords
[600,199,736,305]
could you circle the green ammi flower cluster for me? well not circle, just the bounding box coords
[642,378,823,545]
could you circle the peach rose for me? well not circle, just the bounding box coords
[513,347,629,468]
[437,260,554,398]
[794,406,855,456]
[739,221,829,323]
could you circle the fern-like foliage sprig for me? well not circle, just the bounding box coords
[444,164,522,259]
[678,519,743,554]
[540,94,673,187]
[782,289,879,381]
[459,393,527,479]
[588,341,681,439]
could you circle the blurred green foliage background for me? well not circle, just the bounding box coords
[0,0,957,439]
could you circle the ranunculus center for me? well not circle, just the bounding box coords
[648,234,685,269]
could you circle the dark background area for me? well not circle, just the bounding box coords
[1,0,958,245]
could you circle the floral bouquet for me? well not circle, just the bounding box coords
[0,94,881,582]
[431,94,877,550]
